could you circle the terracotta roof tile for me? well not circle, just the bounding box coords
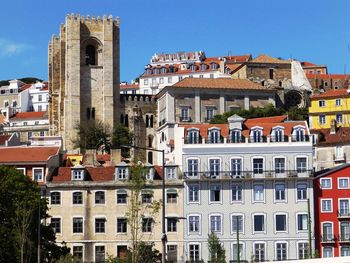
[0,114,5,124]
[0,135,10,145]
[225,54,252,63]
[0,146,60,163]
[311,127,350,146]
[96,154,110,162]
[306,73,349,80]
[171,78,269,91]
[19,84,32,92]
[120,84,139,89]
[251,54,290,64]
[311,89,350,99]
[10,111,47,120]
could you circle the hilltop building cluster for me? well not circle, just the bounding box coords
[1,13,350,262]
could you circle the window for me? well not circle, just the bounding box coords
[117,218,127,233]
[167,245,178,263]
[254,243,265,262]
[232,243,243,261]
[189,244,200,261]
[95,246,105,263]
[275,214,287,232]
[187,129,200,144]
[73,217,83,233]
[341,246,350,257]
[340,199,350,216]
[253,215,265,232]
[253,158,264,174]
[320,178,332,189]
[269,68,274,79]
[168,77,172,83]
[73,192,83,205]
[180,107,189,121]
[319,115,326,124]
[318,100,325,107]
[231,215,243,233]
[275,184,286,201]
[116,190,127,204]
[296,157,307,173]
[297,183,307,200]
[297,214,308,231]
[206,108,214,121]
[141,192,153,204]
[85,45,96,65]
[95,191,105,204]
[188,215,200,233]
[253,184,264,201]
[210,215,222,233]
[210,184,221,202]
[95,218,106,233]
[167,190,177,203]
[209,159,220,178]
[12,100,17,107]
[188,184,199,203]
[337,114,343,124]
[230,129,242,143]
[159,77,164,84]
[4,101,8,107]
[321,199,332,212]
[251,129,263,142]
[72,169,84,180]
[323,247,333,258]
[298,242,309,259]
[144,79,149,85]
[73,246,83,260]
[50,192,61,205]
[208,128,220,143]
[38,95,42,102]
[142,218,152,232]
[166,167,176,179]
[117,167,128,180]
[294,128,305,141]
[187,159,199,177]
[340,222,350,242]
[28,131,32,139]
[51,218,61,234]
[231,159,242,177]
[40,131,44,136]
[33,168,43,181]
[232,184,242,201]
[274,158,285,174]
[339,178,349,189]
[273,128,284,142]
[276,243,287,261]
[167,218,177,232]
[336,99,342,106]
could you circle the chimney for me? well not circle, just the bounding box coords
[83,149,99,167]
[110,149,121,165]
[330,119,337,135]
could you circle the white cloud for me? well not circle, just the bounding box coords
[0,38,31,57]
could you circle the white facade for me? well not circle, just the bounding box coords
[28,82,49,112]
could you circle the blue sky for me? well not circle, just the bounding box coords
[0,0,349,82]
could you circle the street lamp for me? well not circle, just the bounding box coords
[121,145,167,263]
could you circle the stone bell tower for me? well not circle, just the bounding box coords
[49,14,120,151]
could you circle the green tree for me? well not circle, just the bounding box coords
[111,124,133,157]
[72,120,111,153]
[0,166,69,263]
[287,107,308,121]
[208,232,226,263]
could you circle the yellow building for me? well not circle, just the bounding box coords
[309,89,350,129]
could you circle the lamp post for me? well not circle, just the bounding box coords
[121,145,167,263]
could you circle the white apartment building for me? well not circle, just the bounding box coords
[28,81,49,111]
[173,115,314,262]
[139,51,251,94]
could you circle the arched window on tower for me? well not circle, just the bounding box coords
[150,115,154,128]
[85,45,97,65]
[148,152,153,164]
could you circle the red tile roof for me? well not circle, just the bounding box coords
[306,73,349,80]
[120,84,139,89]
[0,146,60,164]
[225,54,252,63]
[244,115,287,125]
[251,54,290,64]
[0,135,10,145]
[0,114,5,124]
[96,154,110,162]
[171,78,269,91]
[50,166,115,182]
[19,84,32,92]
[311,89,350,99]
[311,127,350,146]
[301,61,317,67]
[10,111,47,120]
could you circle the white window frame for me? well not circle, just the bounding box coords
[50,215,62,236]
[16,167,26,175]
[336,98,342,106]
[275,241,288,261]
[32,167,44,182]
[252,213,266,234]
[72,215,84,235]
[321,199,333,213]
[251,156,265,175]
[72,243,85,262]
[322,246,334,258]
[253,183,265,203]
[209,183,222,204]
[72,191,84,206]
[94,215,107,235]
[116,190,128,205]
[231,213,244,234]
[230,157,243,178]
[274,182,287,203]
[338,177,350,189]
[186,157,200,178]
[187,214,201,235]
[295,156,308,174]
[296,213,308,233]
[50,191,62,206]
[319,114,326,125]
[296,182,308,202]
[209,213,222,234]
[94,244,106,263]
[208,157,221,178]
[187,183,200,204]
[320,178,332,189]
[274,213,288,233]
[297,241,309,259]
[231,182,243,203]
[187,243,201,262]
[253,241,266,262]
[94,190,106,206]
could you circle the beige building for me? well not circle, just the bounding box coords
[48,14,120,151]
[46,162,184,262]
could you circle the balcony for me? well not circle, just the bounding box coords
[249,136,267,143]
[184,137,202,144]
[338,210,350,219]
[205,137,224,144]
[227,136,245,143]
[182,170,314,180]
[339,234,350,243]
[321,234,336,243]
[291,135,310,142]
[270,135,289,143]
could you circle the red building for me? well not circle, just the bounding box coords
[314,164,350,258]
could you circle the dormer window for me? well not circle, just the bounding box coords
[165,166,177,180]
[208,128,221,144]
[200,64,207,71]
[250,127,263,143]
[72,169,84,181]
[145,68,152,75]
[210,62,218,70]
[153,68,159,75]
[293,126,306,142]
[144,164,155,180]
[160,67,167,74]
[116,162,129,180]
[272,127,285,142]
[187,128,200,144]
[190,64,196,71]
[225,68,231,74]
[169,66,175,73]
[229,129,242,143]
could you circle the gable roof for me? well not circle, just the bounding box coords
[314,163,350,179]
[171,78,269,91]
[0,146,60,164]
[311,89,350,99]
[251,54,290,64]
